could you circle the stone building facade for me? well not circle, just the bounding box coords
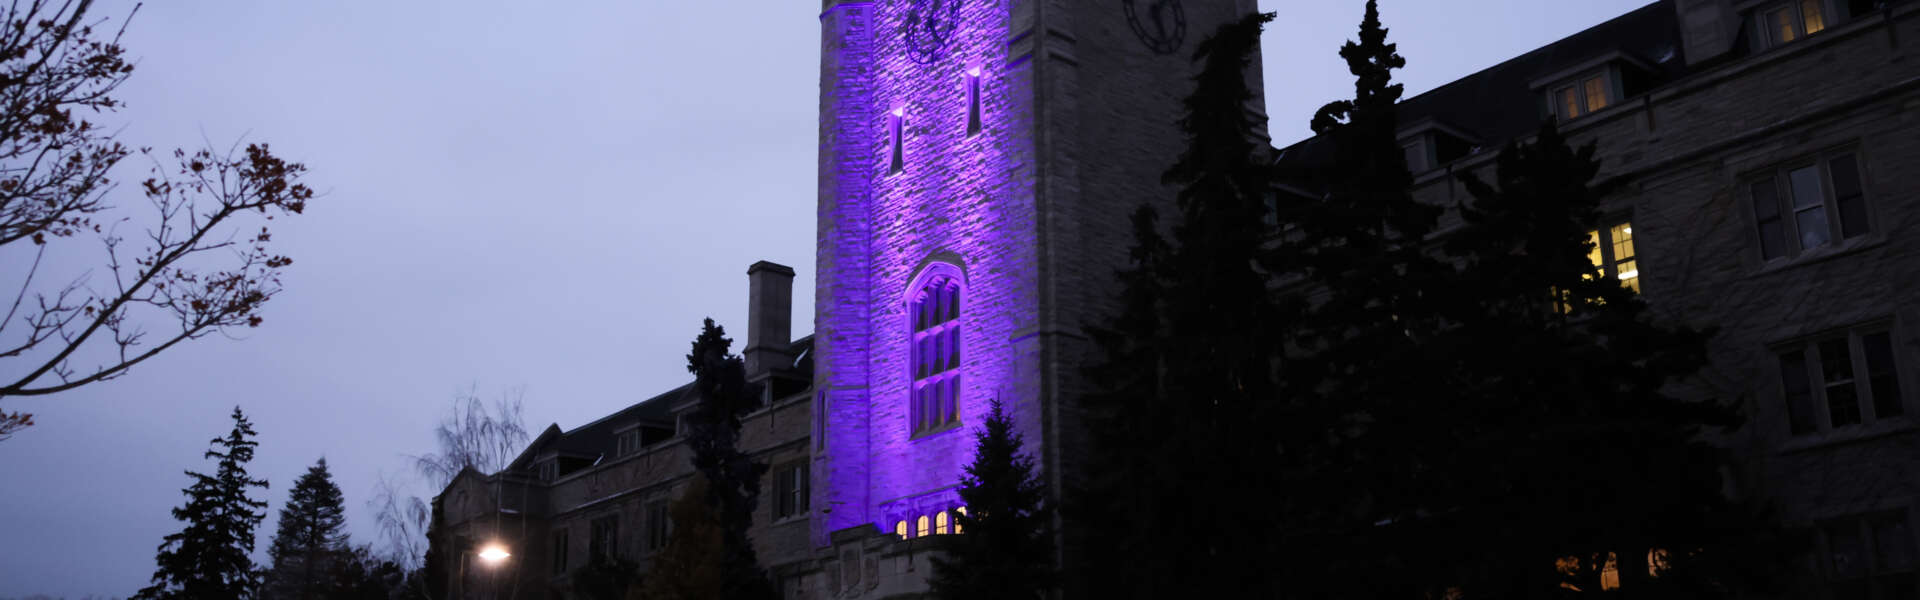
[435,0,1920,598]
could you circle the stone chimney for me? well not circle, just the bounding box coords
[1674,0,1741,66]
[744,261,795,378]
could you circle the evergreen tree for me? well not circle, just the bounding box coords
[1403,120,1794,598]
[328,545,405,600]
[1264,3,1463,593]
[264,458,351,600]
[634,476,726,600]
[682,319,774,600]
[930,400,1054,600]
[1076,12,1289,599]
[136,407,271,600]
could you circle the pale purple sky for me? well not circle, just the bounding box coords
[0,1,1651,597]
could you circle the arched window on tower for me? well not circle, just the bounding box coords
[910,272,962,435]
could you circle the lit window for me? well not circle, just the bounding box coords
[1600,552,1620,591]
[954,506,967,534]
[1584,77,1609,112]
[917,515,931,538]
[1552,73,1613,120]
[1648,549,1672,578]
[910,273,962,435]
[1778,328,1906,436]
[1762,0,1828,47]
[895,520,909,539]
[935,511,949,535]
[965,66,983,136]
[888,107,905,175]
[1578,220,1640,294]
[1751,152,1870,260]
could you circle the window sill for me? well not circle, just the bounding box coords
[1750,235,1883,279]
[909,421,964,441]
[1777,417,1916,455]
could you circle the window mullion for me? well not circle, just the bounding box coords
[1778,176,1801,255]
[1850,333,1876,422]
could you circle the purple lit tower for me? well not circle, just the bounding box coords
[811,0,1264,552]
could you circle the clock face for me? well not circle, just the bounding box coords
[1122,0,1186,55]
[905,0,961,64]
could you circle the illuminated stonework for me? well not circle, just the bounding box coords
[815,0,1038,542]
[812,0,1262,553]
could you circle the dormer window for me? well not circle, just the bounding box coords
[1401,140,1428,173]
[1552,73,1613,120]
[1760,0,1828,48]
[536,460,558,482]
[615,428,641,457]
[1397,123,1478,174]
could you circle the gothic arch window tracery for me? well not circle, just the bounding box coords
[908,262,963,436]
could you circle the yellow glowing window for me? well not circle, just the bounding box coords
[953,507,966,534]
[916,515,930,538]
[1584,221,1640,293]
[1555,74,1611,120]
[1556,556,1583,591]
[1583,77,1609,112]
[1801,0,1826,35]
[895,520,908,539]
[935,511,949,535]
[1598,555,1620,590]
[1769,8,1798,44]
[1586,230,1603,279]
[1610,222,1639,293]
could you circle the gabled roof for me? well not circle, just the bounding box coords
[499,335,816,476]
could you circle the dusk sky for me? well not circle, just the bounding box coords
[0,1,1651,597]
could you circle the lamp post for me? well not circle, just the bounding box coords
[456,541,512,599]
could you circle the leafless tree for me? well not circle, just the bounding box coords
[0,0,315,439]
[414,384,531,488]
[371,385,531,597]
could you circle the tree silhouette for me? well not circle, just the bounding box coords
[1398,120,1796,598]
[136,407,271,599]
[931,399,1054,600]
[634,476,726,600]
[264,458,351,600]
[1076,11,1287,599]
[682,318,774,600]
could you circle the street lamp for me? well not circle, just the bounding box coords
[478,543,511,566]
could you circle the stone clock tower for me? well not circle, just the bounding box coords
[809,0,1264,591]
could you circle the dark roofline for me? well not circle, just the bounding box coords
[1277,0,1677,154]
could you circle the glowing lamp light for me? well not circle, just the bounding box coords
[891,107,905,117]
[966,66,982,78]
[1617,269,1639,280]
[477,544,511,565]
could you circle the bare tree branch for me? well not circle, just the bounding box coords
[0,0,314,435]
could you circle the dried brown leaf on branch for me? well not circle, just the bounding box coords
[0,0,316,437]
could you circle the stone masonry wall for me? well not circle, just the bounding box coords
[1410,5,1920,566]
